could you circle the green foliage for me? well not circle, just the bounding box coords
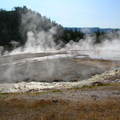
[0,7,26,52]
[94,30,106,44]
[60,29,84,43]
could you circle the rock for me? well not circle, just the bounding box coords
[91,82,104,86]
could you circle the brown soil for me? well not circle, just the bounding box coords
[0,85,120,120]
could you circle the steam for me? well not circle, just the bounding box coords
[9,9,120,60]
[11,27,58,54]
[62,31,120,60]
[1,9,120,83]
[10,10,62,55]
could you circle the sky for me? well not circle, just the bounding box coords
[1,0,120,28]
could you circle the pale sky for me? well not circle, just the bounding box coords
[1,0,120,28]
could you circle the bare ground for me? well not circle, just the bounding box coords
[0,84,120,120]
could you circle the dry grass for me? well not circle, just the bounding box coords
[0,97,120,120]
[0,83,120,120]
[68,82,120,92]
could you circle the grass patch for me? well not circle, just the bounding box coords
[70,82,120,91]
[0,93,9,99]
[81,83,111,89]
[0,89,63,98]
[27,89,63,96]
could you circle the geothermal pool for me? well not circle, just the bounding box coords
[0,50,120,93]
